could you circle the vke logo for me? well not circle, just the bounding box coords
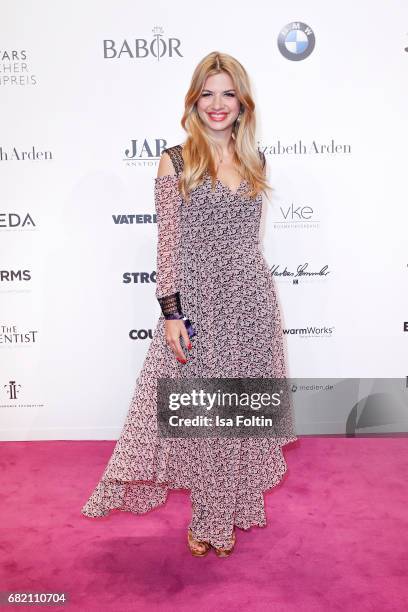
[280,203,313,220]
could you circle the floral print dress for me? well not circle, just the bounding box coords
[81,144,297,550]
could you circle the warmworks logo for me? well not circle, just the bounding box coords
[0,213,36,230]
[0,270,31,282]
[103,26,183,60]
[283,325,334,338]
[112,213,156,225]
[123,272,156,284]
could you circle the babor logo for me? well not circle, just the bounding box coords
[103,26,182,60]
[278,22,316,61]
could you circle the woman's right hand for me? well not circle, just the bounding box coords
[164,319,192,363]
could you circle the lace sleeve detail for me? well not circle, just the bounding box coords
[154,173,183,315]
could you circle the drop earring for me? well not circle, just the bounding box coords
[232,111,242,140]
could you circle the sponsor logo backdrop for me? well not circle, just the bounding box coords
[1,1,407,439]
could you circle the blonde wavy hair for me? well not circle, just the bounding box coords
[178,51,271,202]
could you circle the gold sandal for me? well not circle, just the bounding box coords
[187,528,211,557]
[213,531,236,558]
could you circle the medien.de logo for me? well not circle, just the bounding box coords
[123,138,167,167]
[103,26,183,60]
[278,22,316,61]
[0,49,37,86]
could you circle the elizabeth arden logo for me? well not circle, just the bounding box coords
[261,139,351,155]
[0,146,53,161]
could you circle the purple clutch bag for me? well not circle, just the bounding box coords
[157,292,196,339]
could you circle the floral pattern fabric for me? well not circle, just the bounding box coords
[81,144,297,550]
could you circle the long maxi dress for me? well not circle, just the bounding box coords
[81,144,297,550]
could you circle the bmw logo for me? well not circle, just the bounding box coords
[278,22,316,61]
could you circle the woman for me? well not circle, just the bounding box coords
[81,51,297,558]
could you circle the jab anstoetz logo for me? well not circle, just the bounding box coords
[277,22,315,61]
[123,138,167,167]
[103,26,182,60]
[0,212,36,231]
[269,263,331,285]
[0,145,53,161]
[272,201,320,230]
[0,49,38,86]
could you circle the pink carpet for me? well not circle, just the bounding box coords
[1,436,407,611]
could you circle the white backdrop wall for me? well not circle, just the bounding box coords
[1,1,407,440]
